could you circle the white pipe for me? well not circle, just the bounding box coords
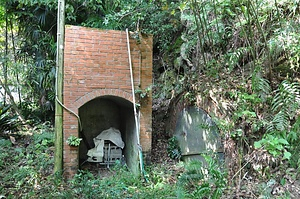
[126,28,143,173]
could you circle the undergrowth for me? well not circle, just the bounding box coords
[0,124,227,199]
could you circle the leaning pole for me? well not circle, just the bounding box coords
[54,0,65,174]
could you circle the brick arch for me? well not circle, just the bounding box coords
[73,88,134,109]
[63,26,152,177]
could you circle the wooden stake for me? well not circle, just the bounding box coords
[54,0,65,174]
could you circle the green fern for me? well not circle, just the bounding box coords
[266,109,289,133]
[272,80,300,115]
[226,47,251,71]
[267,80,300,133]
[177,156,226,199]
[251,68,271,101]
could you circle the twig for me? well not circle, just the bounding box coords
[231,153,256,181]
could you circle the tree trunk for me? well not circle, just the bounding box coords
[10,20,22,106]
[3,7,8,104]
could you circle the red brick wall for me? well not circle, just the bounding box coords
[63,25,152,176]
[165,92,186,137]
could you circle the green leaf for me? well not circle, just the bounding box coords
[280,178,286,186]
[254,141,262,149]
[275,145,283,150]
[283,151,291,160]
[278,138,289,145]
[242,110,256,118]
[270,150,279,157]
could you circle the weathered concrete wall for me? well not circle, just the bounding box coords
[165,90,232,138]
[63,25,152,177]
[173,106,223,161]
[165,89,233,165]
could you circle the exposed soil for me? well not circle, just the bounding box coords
[150,97,175,164]
[81,162,118,178]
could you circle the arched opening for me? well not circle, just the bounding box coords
[78,95,139,175]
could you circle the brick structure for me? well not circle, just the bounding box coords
[63,25,152,177]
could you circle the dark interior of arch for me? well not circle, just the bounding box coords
[78,95,139,174]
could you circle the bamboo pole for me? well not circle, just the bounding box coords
[54,0,65,174]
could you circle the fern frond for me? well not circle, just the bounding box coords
[272,80,300,115]
[266,122,275,133]
[226,47,250,70]
[267,80,300,133]
[251,68,271,101]
[273,110,289,132]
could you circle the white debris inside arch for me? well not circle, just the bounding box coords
[87,127,124,165]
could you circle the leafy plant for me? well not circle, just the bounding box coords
[32,124,54,149]
[230,128,243,139]
[177,155,227,199]
[66,135,82,147]
[252,80,299,170]
[167,136,182,160]
[135,85,152,99]
[0,139,12,169]
[265,80,300,139]
[254,134,291,160]
[0,124,56,197]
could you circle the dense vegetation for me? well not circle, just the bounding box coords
[0,0,299,198]
[0,124,227,198]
